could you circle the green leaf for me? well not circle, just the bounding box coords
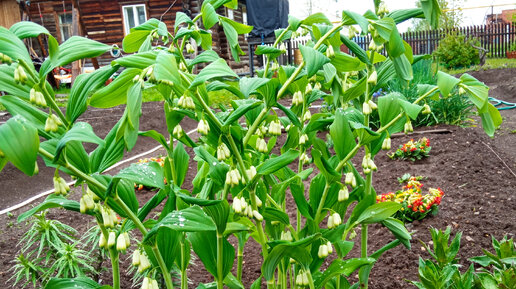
[255,45,284,59]
[9,21,50,39]
[18,195,80,222]
[382,218,411,249]
[315,258,375,289]
[145,206,216,241]
[112,50,158,69]
[116,161,164,189]
[173,143,190,186]
[55,122,104,161]
[460,73,488,109]
[330,109,356,160]
[312,149,340,182]
[89,68,140,108]
[330,51,364,72]
[189,50,221,67]
[224,272,244,289]
[377,92,405,134]
[392,54,413,82]
[122,30,151,53]
[342,11,369,32]
[420,0,441,29]
[203,200,230,234]
[480,103,502,138]
[262,207,290,225]
[239,77,270,98]
[257,149,299,175]
[223,99,262,126]
[44,277,111,289]
[67,65,119,122]
[175,12,194,31]
[207,81,245,99]
[0,26,33,67]
[40,36,111,77]
[342,77,366,102]
[299,45,330,78]
[387,8,424,24]
[0,116,39,176]
[202,2,219,29]
[340,34,371,65]
[355,202,401,225]
[154,51,181,84]
[219,17,252,62]
[437,71,460,98]
[262,234,321,280]
[190,58,238,88]
[89,120,125,173]
[398,99,423,120]
[190,230,234,279]
[302,13,331,26]
[48,36,59,64]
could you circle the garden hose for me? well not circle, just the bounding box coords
[488,97,516,110]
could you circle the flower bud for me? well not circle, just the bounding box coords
[296,273,303,285]
[30,88,36,104]
[257,137,268,153]
[253,210,263,221]
[299,134,308,145]
[327,215,334,229]
[362,102,372,115]
[133,75,140,83]
[280,231,293,241]
[186,43,195,54]
[368,158,377,171]
[271,220,280,225]
[300,152,310,165]
[173,124,183,138]
[326,45,335,58]
[422,104,431,115]
[45,116,58,132]
[232,197,242,213]
[80,197,87,214]
[348,26,357,39]
[404,121,413,134]
[84,193,95,211]
[368,100,377,110]
[332,213,342,227]
[367,71,377,84]
[142,277,150,289]
[254,195,262,207]
[271,61,279,71]
[107,231,116,248]
[318,244,329,258]
[349,229,357,239]
[197,119,210,135]
[246,205,253,218]
[369,41,377,51]
[345,172,353,185]
[338,186,349,202]
[326,241,333,254]
[117,234,127,251]
[382,137,391,150]
[279,42,287,52]
[99,233,107,248]
[302,271,309,286]
[150,279,159,289]
[303,110,311,122]
[179,61,187,71]
[132,249,141,266]
[305,83,312,95]
[35,91,47,107]
[124,232,131,247]
[139,253,151,272]
[458,87,466,95]
[314,82,321,90]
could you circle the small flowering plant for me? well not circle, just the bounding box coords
[389,137,431,161]
[377,176,444,222]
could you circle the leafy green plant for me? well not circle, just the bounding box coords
[389,137,431,161]
[409,228,516,289]
[0,1,502,289]
[377,176,443,222]
[433,31,480,69]
[9,213,97,288]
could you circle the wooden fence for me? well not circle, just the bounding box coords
[354,23,516,58]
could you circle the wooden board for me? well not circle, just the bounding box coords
[0,0,21,28]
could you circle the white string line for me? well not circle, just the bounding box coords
[0,105,323,215]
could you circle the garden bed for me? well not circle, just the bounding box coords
[0,68,515,288]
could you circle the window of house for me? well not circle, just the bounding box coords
[122,4,147,34]
[59,13,73,42]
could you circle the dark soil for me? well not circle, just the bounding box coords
[0,68,515,288]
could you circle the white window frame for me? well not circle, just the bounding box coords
[122,4,147,35]
[58,13,73,42]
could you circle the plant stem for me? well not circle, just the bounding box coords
[181,240,187,289]
[307,271,316,289]
[98,221,120,289]
[237,246,243,281]
[216,233,224,289]
[359,171,373,289]
[153,245,175,289]
[263,25,291,77]
[243,107,269,146]
[314,183,331,224]
[40,82,70,128]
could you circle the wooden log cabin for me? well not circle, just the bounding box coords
[0,0,255,74]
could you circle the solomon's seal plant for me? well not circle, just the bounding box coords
[0,0,501,288]
[390,137,432,161]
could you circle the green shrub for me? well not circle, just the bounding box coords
[433,32,480,69]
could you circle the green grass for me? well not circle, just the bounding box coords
[435,58,516,75]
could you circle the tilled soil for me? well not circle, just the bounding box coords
[0,68,515,288]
